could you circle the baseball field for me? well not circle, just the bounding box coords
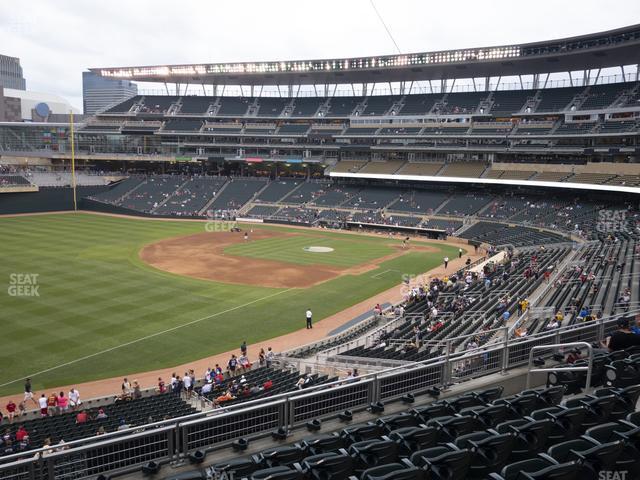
[0,212,462,396]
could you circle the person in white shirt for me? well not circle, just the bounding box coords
[306,309,313,329]
[201,382,212,394]
[183,372,193,398]
[266,347,274,367]
[38,394,48,417]
[69,388,81,410]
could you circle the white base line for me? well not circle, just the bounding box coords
[371,269,400,279]
[0,288,295,388]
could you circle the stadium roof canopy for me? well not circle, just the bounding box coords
[91,24,640,87]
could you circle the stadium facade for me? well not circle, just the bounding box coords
[2,23,640,480]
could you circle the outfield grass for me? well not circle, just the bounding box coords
[224,233,396,267]
[0,213,461,396]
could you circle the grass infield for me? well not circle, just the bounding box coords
[0,213,461,395]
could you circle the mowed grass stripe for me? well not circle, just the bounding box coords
[225,234,395,267]
[0,213,460,395]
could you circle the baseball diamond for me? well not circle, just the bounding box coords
[1,7,640,480]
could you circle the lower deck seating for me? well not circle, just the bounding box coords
[203,382,640,480]
[0,394,195,456]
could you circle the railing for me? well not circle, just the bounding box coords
[2,308,637,480]
[135,71,640,98]
[526,342,594,391]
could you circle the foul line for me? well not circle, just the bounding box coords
[0,288,295,388]
[371,269,402,279]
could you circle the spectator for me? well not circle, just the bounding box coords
[57,391,68,414]
[216,391,234,403]
[238,354,251,371]
[266,348,274,368]
[158,377,166,394]
[96,408,108,419]
[227,355,238,377]
[632,314,640,335]
[132,380,142,400]
[5,400,16,423]
[15,425,28,443]
[258,348,266,367]
[24,378,37,407]
[182,372,193,398]
[546,319,560,330]
[96,426,106,436]
[38,394,48,417]
[46,392,58,416]
[201,382,213,394]
[603,317,640,351]
[117,419,130,431]
[123,378,134,399]
[75,410,88,424]
[263,379,273,390]
[306,308,313,329]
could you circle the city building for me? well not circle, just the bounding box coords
[82,71,137,115]
[0,54,26,90]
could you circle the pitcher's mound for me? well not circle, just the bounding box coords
[303,246,334,253]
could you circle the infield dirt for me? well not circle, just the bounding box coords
[140,229,438,288]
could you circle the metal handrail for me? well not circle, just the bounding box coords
[525,341,594,391]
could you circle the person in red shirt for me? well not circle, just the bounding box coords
[158,377,166,394]
[75,410,88,424]
[15,425,29,442]
[263,379,273,390]
[46,393,58,417]
[5,400,17,423]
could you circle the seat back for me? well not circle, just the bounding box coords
[361,463,424,480]
[548,407,587,441]
[423,449,472,480]
[302,453,354,480]
[508,419,553,460]
[429,415,476,442]
[260,446,307,467]
[250,466,304,480]
[341,424,383,444]
[475,386,504,403]
[411,404,453,422]
[212,458,260,477]
[468,433,516,475]
[474,404,509,428]
[547,438,598,462]
[302,435,345,455]
[378,414,420,433]
[389,426,438,454]
[570,440,624,471]
[350,440,399,470]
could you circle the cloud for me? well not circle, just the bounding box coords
[1,0,638,111]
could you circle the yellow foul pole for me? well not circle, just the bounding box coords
[70,110,77,211]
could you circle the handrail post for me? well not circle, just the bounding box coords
[373,373,380,403]
[501,326,509,375]
[181,423,189,458]
[442,339,452,390]
[597,317,605,343]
